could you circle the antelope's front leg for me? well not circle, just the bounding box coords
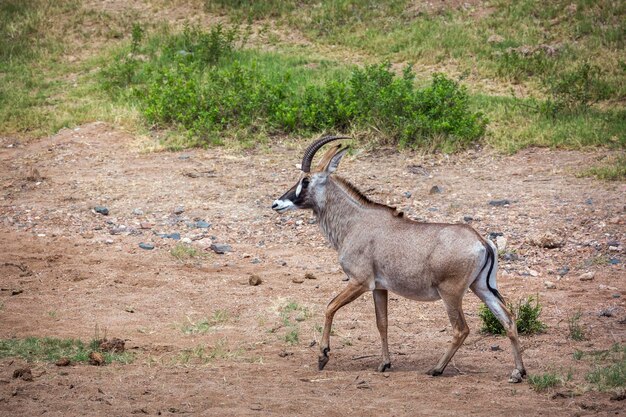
[319,281,368,370]
[373,289,391,372]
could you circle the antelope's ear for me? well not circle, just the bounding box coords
[325,146,349,173]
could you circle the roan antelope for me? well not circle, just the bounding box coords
[272,135,526,383]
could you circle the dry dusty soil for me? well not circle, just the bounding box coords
[0,122,624,416]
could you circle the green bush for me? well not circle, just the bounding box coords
[479,295,546,335]
[101,26,487,151]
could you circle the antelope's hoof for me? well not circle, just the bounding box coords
[426,368,443,376]
[508,369,523,384]
[318,348,330,371]
[377,362,391,373]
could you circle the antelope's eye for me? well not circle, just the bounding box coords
[302,178,310,188]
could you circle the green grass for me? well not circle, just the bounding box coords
[528,372,563,391]
[568,311,585,341]
[479,295,546,335]
[578,154,626,181]
[181,310,229,334]
[585,344,626,391]
[175,339,241,364]
[0,337,134,364]
[1,0,624,153]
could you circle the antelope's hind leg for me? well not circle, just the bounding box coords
[427,291,469,376]
[471,284,526,383]
[319,282,368,370]
[373,289,391,372]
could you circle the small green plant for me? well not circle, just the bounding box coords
[568,311,585,341]
[0,337,134,364]
[182,310,229,334]
[585,344,626,391]
[573,350,584,360]
[479,295,546,335]
[528,372,562,391]
[284,329,299,345]
[170,243,204,261]
[175,339,238,364]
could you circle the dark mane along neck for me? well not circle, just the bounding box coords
[332,176,398,214]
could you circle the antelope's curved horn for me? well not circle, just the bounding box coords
[301,135,350,172]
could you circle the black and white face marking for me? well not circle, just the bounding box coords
[272,176,311,213]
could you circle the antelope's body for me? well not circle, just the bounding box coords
[272,136,526,382]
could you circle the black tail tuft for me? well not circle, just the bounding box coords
[484,241,505,303]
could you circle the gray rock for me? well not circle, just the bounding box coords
[463,216,474,222]
[489,199,510,207]
[404,191,412,198]
[173,206,185,215]
[139,242,155,250]
[94,206,109,215]
[158,232,181,240]
[210,243,232,254]
[195,220,211,229]
[132,208,144,216]
[429,185,442,195]
[557,267,570,276]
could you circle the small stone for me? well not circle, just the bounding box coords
[89,352,104,366]
[173,206,184,215]
[195,220,211,229]
[250,404,263,411]
[529,269,539,277]
[579,272,595,281]
[503,252,519,262]
[248,274,262,286]
[557,267,570,276]
[304,272,317,280]
[292,277,305,284]
[158,232,180,240]
[608,246,620,252]
[210,243,232,254]
[609,258,620,265]
[463,216,474,223]
[139,222,153,229]
[139,242,155,250]
[94,206,109,215]
[529,232,564,249]
[489,199,510,207]
[181,237,192,244]
[132,208,144,216]
[490,344,501,351]
[12,368,33,381]
[104,239,114,245]
[544,280,556,289]
[251,258,261,264]
[278,350,292,358]
[404,191,412,198]
[55,358,71,367]
[11,289,23,296]
[496,236,507,251]
[429,185,442,195]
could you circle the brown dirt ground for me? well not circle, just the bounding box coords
[0,122,624,416]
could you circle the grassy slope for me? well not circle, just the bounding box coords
[1,0,624,164]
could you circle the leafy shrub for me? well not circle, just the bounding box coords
[101,26,487,151]
[479,295,546,335]
[568,311,585,341]
[542,62,611,114]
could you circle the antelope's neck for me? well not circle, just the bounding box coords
[313,178,368,250]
